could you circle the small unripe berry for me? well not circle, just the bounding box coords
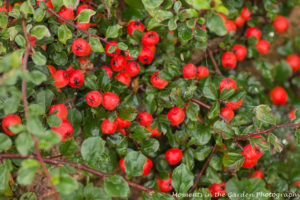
[2,114,22,136]
[101,119,117,134]
[49,104,68,120]
[270,86,288,105]
[219,78,237,92]
[125,62,140,77]
[115,72,131,87]
[273,16,289,34]
[222,52,237,70]
[241,7,251,21]
[69,69,84,88]
[167,107,185,126]
[115,116,131,128]
[105,41,121,57]
[232,44,247,61]
[52,70,69,88]
[142,31,159,46]
[111,56,127,71]
[286,54,300,72]
[72,38,92,56]
[102,92,120,110]
[127,20,145,36]
[51,120,74,141]
[137,112,153,126]
[157,177,173,192]
[182,64,197,79]
[165,148,182,165]
[86,91,102,107]
[151,71,168,89]
[220,107,235,121]
[138,46,154,64]
[256,40,270,54]
[196,66,210,79]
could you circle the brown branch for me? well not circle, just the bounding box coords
[234,123,300,141]
[47,8,110,45]
[21,14,60,200]
[207,49,222,75]
[0,154,163,195]
[186,143,217,198]
[119,0,126,9]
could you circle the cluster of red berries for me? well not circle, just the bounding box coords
[241,143,263,168]
[182,64,210,79]
[222,44,247,70]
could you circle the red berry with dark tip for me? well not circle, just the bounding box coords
[101,66,113,78]
[165,148,182,165]
[72,38,92,56]
[242,144,262,160]
[86,91,102,107]
[286,54,300,72]
[246,27,262,40]
[142,31,159,46]
[219,78,237,92]
[208,182,226,198]
[222,52,237,70]
[58,6,74,23]
[235,16,245,27]
[125,62,140,77]
[270,86,288,105]
[52,70,69,88]
[105,41,121,57]
[232,44,247,61]
[2,114,22,136]
[182,64,196,79]
[241,8,251,21]
[273,16,289,33]
[196,66,210,79]
[137,112,153,126]
[127,20,145,36]
[69,69,84,88]
[51,120,74,141]
[115,72,131,87]
[157,177,173,192]
[251,171,264,179]
[256,40,270,54]
[111,56,127,71]
[115,116,131,128]
[225,99,243,110]
[102,92,119,110]
[138,46,154,64]
[220,107,235,121]
[49,104,68,120]
[151,71,168,89]
[101,119,117,134]
[167,107,185,126]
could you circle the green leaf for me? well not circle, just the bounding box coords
[207,102,220,119]
[129,123,151,142]
[104,175,130,198]
[30,70,47,85]
[148,193,174,200]
[119,105,137,121]
[17,159,40,185]
[52,0,64,11]
[295,35,300,52]
[125,0,144,9]
[277,39,293,56]
[186,102,200,121]
[0,163,9,193]
[203,77,218,100]
[0,134,12,152]
[190,188,211,200]
[34,8,46,22]
[268,133,282,152]
[142,0,164,9]
[213,120,234,139]
[206,12,227,36]
[173,1,182,13]
[84,183,112,200]
[28,103,45,116]
[77,9,96,23]
[59,138,79,155]
[186,0,210,10]
[20,0,34,17]
[106,24,122,39]
[20,192,37,200]
[81,137,105,163]
[16,132,34,156]
[63,0,78,9]
[31,25,50,40]
[15,35,26,47]
[47,115,62,127]
[36,89,55,112]
[172,164,194,194]
[51,168,79,195]
[58,24,72,44]
[222,152,244,173]
[0,12,8,28]
[32,51,47,66]
[89,37,104,53]
[194,146,212,161]
[220,88,235,100]
[141,138,160,156]
[255,105,276,125]
[124,151,147,177]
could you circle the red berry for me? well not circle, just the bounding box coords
[118,128,127,137]
[105,41,121,57]
[146,125,162,137]
[76,21,91,30]
[102,92,120,110]
[256,40,270,54]
[241,8,251,21]
[115,72,131,87]
[151,71,168,89]
[47,65,56,74]
[2,114,21,136]
[286,54,300,72]
[273,16,289,33]
[294,181,300,187]
[251,171,264,179]
[225,20,237,33]
[86,91,102,107]
[76,4,93,15]
[58,6,74,23]
[142,31,159,46]
[138,46,154,64]
[127,20,145,36]
[242,158,257,168]
[101,119,117,134]
[196,66,210,79]
[119,158,125,172]
[101,66,113,78]
[111,56,127,71]
[167,107,185,126]
[289,109,296,121]
[137,112,153,126]
[51,120,74,141]
[222,52,237,70]
[270,86,288,105]
[49,104,68,120]
[29,35,37,47]
[165,148,182,165]
[220,107,235,121]
[242,144,262,160]
[37,0,53,9]
[219,78,237,92]
[232,44,247,61]
[148,45,156,54]
[125,62,140,77]
[182,64,197,79]
[246,27,262,40]
[52,70,69,88]
[72,38,92,56]
[225,99,243,110]
[208,182,226,198]
[115,116,131,128]
[235,16,245,27]
[66,65,75,76]
[69,69,84,88]
[142,158,153,176]
[157,177,173,192]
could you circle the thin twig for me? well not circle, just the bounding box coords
[21,14,60,200]
[186,143,217,198]
[47,8,110,45]
[207,49,222,75]
[119,0,126,9]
